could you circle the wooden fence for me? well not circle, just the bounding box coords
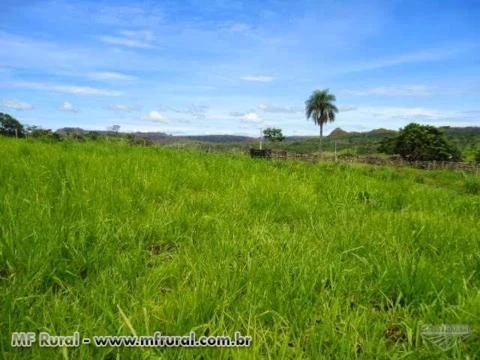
[248,149,480,174]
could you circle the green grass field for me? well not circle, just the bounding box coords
[1,138,480,359]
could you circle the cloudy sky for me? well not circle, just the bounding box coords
[0,0,479,136]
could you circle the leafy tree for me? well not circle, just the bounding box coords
[380,123,461,161]
[108,125,120,134]
[0,112,24,137]
[263,128,285,142]
[377,137,397,154]
[305,89,338,152]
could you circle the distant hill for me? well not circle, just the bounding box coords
[441,126,480,146]
[55,128,253,143]
[328,128,350,138]
[132,132,170,140]
[327,127,397,139]
[277,127,399,154]
[56,128,171,138]
[365,128,398,137]
[277,126,479,155]
[56,127,86,135]
[183,135,254,143]
[54,126,480,157]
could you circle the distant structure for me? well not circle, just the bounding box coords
[249,149,272,158]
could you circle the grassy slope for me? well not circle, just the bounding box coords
[1,138,480,359]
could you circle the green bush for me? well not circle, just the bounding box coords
[379,123,461,161]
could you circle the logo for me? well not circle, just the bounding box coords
[420,324,470,351]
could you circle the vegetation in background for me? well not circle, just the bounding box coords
[1,138,479,359]
[263,128,285,142]
[442,127,480,156]
[379,123,462,161]
[0,111,478,161]
[25,125,62,141]
[0,112,24,137]
[276,128,397,155]
[108,124,121,133]
[305,89,338,152]
[475,150,480,163]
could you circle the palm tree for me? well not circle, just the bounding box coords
[305,89,338,153]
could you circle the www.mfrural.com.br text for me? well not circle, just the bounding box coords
[11,331,252,348]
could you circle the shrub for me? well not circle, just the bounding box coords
[379,123,461,162]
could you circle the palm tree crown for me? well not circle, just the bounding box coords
[305,89,338,152]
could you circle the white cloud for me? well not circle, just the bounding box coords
[258,103,302,113]
[229,23,251,32]
[338,106,453,129]
[338,43,478,73]
[60,101,78,113]
[240,75,274,82]
[359,106,444,119]
[339,105,357,112]
[1,98,33,110]
[230,111,262,123]
[146,110,167,122]
[98,36,150,48]
[108,104,134,112]
[93,5,164,27]
[337,105,480,130]
[15,81,122,96]
[291,129,319,136]
[88,72,137,81]
[345,85,431,96]
[20,3,164,28]
[98,30,155,48]
[171,104,208,120]
[242,112,262,123]
[0,31,168,74]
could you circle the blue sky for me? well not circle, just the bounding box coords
[0,0,479,136]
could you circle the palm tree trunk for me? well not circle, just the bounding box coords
[319,123,323,153]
